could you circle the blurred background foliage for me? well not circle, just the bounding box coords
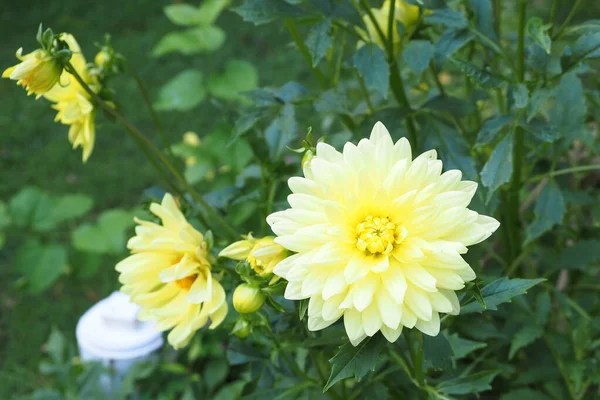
[1,0,600,399]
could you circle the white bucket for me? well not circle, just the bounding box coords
[76,291,163,394]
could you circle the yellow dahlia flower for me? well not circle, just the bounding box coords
[358,0,420,51]
[2,48,62,97]
[267,122,499,346]
[44,34,98,162]
[219,234,287,276]
[116,193,228,349]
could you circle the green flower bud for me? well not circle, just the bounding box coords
[233,284,266,314]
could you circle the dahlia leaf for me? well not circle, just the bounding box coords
[233,0,306,25]
[461,278,545,314]
[525,179,565,245]
[508,324,543,359]
[352,44,389,98]
[423,332,454,370]
[438,369,500,395]
[305,18,333,67]
[446,332,487,360]
[324,334,387,391]
[403,40,435,74]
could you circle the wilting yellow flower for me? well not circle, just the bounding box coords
[268,122,499,346]
[233,283,266,314]
[116,193,227,349]
[219,234,287,276]
[358,0,421,50]
[44,34,98,162]
[2,48,62,97]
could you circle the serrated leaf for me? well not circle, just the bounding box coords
[461,278,545,314]
[352,44,389,98]
[425,9,468,29]
[521,119,560,142]
[527,87,552,122]
[305,18,332,67]
[422,95,476,117]
[315,88,352,114]
[480,131,513,195]
[423,119,477,180]
[446,332,486,360]
[512,83,529,109]
[208,60,259,101]
[152,26,226,57]
[265,103,296,160]
[154,70,205,111]
[231,110,270,142]
[525,179,565,244]
[435,29,474,61]
[468,0,496,40]
[324,334,387,391]
[535,292,551,327]
[403,40,435,74]
[438,370,500,395]
[509,324,543,359]
[233,0,306,25]
[452,59,507,89]
[549,73,588,144]
[423,332,454,370]
[527,17,552,54]
[476,115,514,146]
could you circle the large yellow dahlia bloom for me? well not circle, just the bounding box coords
[44,34,97,162]
[267,122,499,346]
[116,194,228,349]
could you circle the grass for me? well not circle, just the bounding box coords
[0,0,304,397]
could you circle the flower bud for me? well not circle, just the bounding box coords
[231,318,251,339]
[3,48,62,97]
[233,284,266,314]
[94,50,111,68]
[183,131,201,147]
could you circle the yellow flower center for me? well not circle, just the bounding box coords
[356,216,407,255]
[175,274,198,291]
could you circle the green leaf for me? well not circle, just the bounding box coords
[572,32,600,62]
[435,29,474,61]
[298,298,309,321]
[535,292,551,326]
[424,9,468,29]
[525,179,565,244]
[233,0,306,25]
[49,194,94,225]
[446,332,486,360]
[468,0,496,41]
[152,26,226,57]
[305,18,332,67]
[527,87,552,122]
[422,95,476,117]
[509,324,544,359]
[46,327,67,365]
[423,332,454,370]
[480,131,514,195]
[555,240,600,271]
[465,280,486,309]
[353,44,389,98]
[71,209,135,255]
[265,103,296,160]
[324,334,387,391]
[403,40,435,74]
[14,239,67,293]
[315,88,352,114]
[164,0,230,26]
[549,73,587,144]
[461,278,545,314]
[422,119,477,180]
[452,59,507,89]
[512,83,529,109]
[500,388,553,400]
[154,70,206,111]
[231,110,270,142]
[204,359,229,392]
[9,187,51,229]
[476,115,514,146]
[527,17,552,54]
[520,119,560,142]
[207,60,259,101]
[438,370,500,395]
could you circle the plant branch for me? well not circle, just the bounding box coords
[552,0,584,39]
[527,164,600,183]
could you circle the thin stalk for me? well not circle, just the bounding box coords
[355,70,374,113]
[493,0,502,40]
[552,0,584,39]
[65,62,239,240]
[528,164,600,183]
[127,63,175,161]
[549,0,560,36]
[284,18,328,88]
[414,332,425,386]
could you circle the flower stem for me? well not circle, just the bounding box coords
[552,0,584,39]
[65,62,239,240]
[528,164,600,183]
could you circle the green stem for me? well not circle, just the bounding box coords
[552,0,584,39]
[65,62,239,240]
[284,18,328,88]
[355,70,374,113]
[528,164,600,183]
[414,332,425,386]
[127,62,175,161]
[493,0,502,40]
[549,0,560,36]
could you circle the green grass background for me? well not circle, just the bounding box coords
[0,0,303,396]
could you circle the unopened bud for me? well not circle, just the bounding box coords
[233,284,265,314]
